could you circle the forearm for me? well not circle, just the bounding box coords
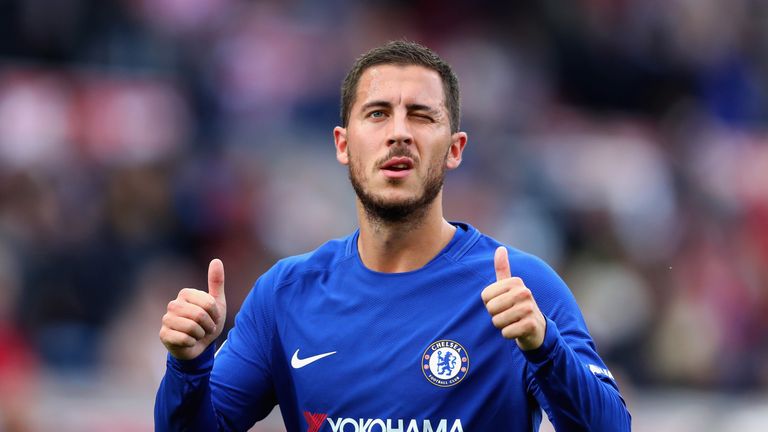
[525,318,631,431]
[155,346,220,432]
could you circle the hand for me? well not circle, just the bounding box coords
[481,247,546,351]
[159,259,227,360]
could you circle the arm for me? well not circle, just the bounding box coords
[155,345,219,431]
[523,317,631,431]
[155,261,278,431]
[482,247,631,431]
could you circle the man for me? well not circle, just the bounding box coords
[155,40,631,431]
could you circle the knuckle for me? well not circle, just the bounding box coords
[181,319,194,333]
[503,291,517,305]
[173,334,186,346]
[190,321,203,336]
[206,298,217,313]
[513,289,529,303]
[196,309,209,323]
[489,295,507,313]
[521,319,535,334]
[491,314,505,329]
[519,304,533,316]
[168,299,185,312]
[486,289,500,302]
[198,312,212,327]
[485,298,497,313]
[480,289,490,303]
[498,299,513,315]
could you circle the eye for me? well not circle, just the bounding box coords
[368,110,385,118]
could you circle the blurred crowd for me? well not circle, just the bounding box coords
[1,0,768,430]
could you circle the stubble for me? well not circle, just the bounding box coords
[347,146,446,227]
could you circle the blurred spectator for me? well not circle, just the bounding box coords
[0,241,38,432]
[1,0,768,430]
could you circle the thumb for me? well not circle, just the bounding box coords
[494,246,511,281]
[208,258,226,301]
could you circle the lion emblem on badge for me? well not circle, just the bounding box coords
[422,339,469,387]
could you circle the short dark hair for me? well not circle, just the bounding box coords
[340,40,461,133]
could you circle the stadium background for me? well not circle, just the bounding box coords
[1,0,767,430]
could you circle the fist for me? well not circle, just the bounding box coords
[481,247,546,351]
[159,259,227,360]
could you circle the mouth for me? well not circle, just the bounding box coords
[380,156,414,179]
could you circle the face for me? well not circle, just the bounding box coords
[334,64,467,222]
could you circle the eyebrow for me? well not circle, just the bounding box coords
[360,100,440,115]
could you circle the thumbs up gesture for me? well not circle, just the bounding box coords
[159,259,228,360]
[481,247,546,351]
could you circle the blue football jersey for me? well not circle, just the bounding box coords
[155,222,631,431]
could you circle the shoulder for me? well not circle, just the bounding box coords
[458,226,560,286]
[456,226,577,311]
[258,232,356,289]
[240,232,356,317]
[464,228,587,328]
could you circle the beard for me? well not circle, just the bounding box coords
[348,146,446,224]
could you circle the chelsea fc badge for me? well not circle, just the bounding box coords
[422,339,469,387]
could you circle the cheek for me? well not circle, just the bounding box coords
[346,146,369,175]
[348,140,377,168]
[426,141,451,165]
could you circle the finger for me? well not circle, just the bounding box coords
[490,302,534,330]
[485,290,517,315]
[494,246,511,281]
[501,318,538,341]
[208,258,225,301]
[160,328,197,348]
[163,314,207,340]
[485,283,529,314]
[500,322,525,340]
[481,280,510,304]
[174,288,219,323]
[167,303,216,333]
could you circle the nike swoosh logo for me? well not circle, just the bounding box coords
[291,349,337,369]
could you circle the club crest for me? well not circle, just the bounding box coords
[422,339,469,387]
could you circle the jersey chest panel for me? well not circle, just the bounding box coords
[271,263,533,429]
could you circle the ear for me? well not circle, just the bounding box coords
[445,131,468,170]
[334,126,349,165]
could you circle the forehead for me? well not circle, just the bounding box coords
[355,64,445,108]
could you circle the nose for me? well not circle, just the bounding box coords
[387,111,413,146]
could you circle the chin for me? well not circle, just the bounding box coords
[349,163,444,223]
[375,190,421,206]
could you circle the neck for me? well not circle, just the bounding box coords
[356,194,456,273]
